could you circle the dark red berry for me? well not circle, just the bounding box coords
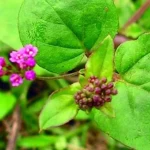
[102,77,107,83]
[94,79,101,86]
[112,89,118,95]
[105,89,111,95]
[107,83,114,89]
[95,87,101,94]
[105,96,111,102]
[93,95,100,102]
[101,84,107,89]
[74,76,118,110]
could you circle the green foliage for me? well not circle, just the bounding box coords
[123,23,144,38]
[92,33,150,150]
[75,110,89,120]
[19,0,118,73]
[0,92,16,119]
[115,33,150,90]
[85,36,114,81]
[39,83,81,130]
[17,135,58,148]
[1,0,150,150]
[0,0,23,49]
[39,36,116,130]
[83,36,116,117]
[100,103,115,118]
[92,81,150,150]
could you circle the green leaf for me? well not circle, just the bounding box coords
[75,110,89,120]
[122,23,145,38]
[0,92,16,119]
[115,33,150,91]
[28,97,47,113]
[100,103,115,118]
[0,0,23,49]
[54,136,67,150]
[17,135,58,148]
[39,83,81,130]
[92,33,150,149]
[19,0,118,73]
[85,36,114,81]
[92,81,150,150]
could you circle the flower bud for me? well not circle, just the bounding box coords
[0,57,6,67]
[74,76,118,110]
[25,70,36,80]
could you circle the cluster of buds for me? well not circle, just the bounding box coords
[0,44,38,87]
[74,76,118,110]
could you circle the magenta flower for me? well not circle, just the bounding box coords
[1,44,38,87]
[26,57,36,67]
[18,62,28,69]
[25,70,36,80]
[18,58,36,69]
[24,44,38,57]
[9,50,24,63]
[10,74,23,87]
[9,45,38,70]
[0,57,6,67]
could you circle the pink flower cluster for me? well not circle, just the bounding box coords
[0,57,6,77]
[0,44,38,87]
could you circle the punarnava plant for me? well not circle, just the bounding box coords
[1,0,150,149]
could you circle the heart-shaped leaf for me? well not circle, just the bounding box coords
[92,33,150,150]
[19,0,118,73]
[115,33,150,91]
[39,83,81,130]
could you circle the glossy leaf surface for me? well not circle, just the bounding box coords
[39,83,81,130]
[19,0,118,73]
[92,33,150,150]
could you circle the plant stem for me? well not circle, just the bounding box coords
[120,0,150,32]
[37,71,79,80]
[6,105,21,150]
[114,34,130,48]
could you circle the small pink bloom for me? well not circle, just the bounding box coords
[10,74,23,87]
[9,50,24,63]
[18,62,28,69]
[25,70,36,80]
[0,57,6,67]
[26,57,36,67]
[24,44,38,57]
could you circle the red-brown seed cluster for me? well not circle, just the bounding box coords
[74,76,118,110]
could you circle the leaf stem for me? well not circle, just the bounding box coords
[6,105,21,150]
[120,0,150,32]
[36,71,79,80]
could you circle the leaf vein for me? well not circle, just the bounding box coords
[123,51,150,75]
[44,0,84,49]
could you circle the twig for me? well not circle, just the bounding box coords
[114,34,130,48]
[120,0,150,32]
[36,71,79,80]
[6,105,21,150]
